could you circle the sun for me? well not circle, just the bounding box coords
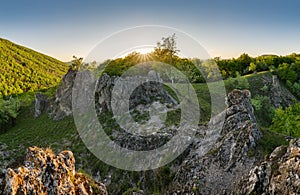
[135,48,153,54]
[117,46,154,59]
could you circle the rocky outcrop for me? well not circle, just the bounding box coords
[248,73,296,108]
[50,70,176,120]
[0,146,107,195]
[50,69,77,120]
[95,72,176,115]
[270,75,295,108]
[172,89,261,194]
[34,93,49,117]
[233,139,300,195]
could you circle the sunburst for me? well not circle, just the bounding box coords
[136,51,153,62]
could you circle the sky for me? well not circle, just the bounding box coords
[0,0,299,62]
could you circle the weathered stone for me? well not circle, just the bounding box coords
[50,69,77,120]
[233,139,300,194]
[34,93,49,117]
[0,147,107,195]
[172,89,261,194]
[95,73,177,115]
[50,70,177,120]
[249,73,296,108]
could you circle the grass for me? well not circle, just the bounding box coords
[0,104,115,179]
[257,127,288,156]
[246,71,272,95]
[0,106,76,157]
[164,81,226,123]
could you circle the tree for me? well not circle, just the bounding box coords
[237,53,253,74]
[271,102,300,137]
[249,62,257,73]
[155,33,180,85]
[157,33,179,65]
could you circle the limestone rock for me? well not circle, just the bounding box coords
[50,70,176,120]
[172,89,261,194]
[50,69,77,120]
[34,93,49,117]
[233,139,300,194]
[0,146,107,195]
[95,73,176,115]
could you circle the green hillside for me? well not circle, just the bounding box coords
[0,38,68,97]
[0,72,290,194]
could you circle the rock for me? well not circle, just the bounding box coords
[95,73,115,114]
[34,93,49,117]
[233,139,300,194]
[50,69,77,120]
[172,89,261,194]
[50,70,176,120]
[0,146,107,195]
[248,73,296,108]
[95,73,177,115]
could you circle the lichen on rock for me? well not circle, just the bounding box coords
[0,146,107,195]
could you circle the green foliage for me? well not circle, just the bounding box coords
[144,166,175,193]
[0,98,20,132]
[286,80,300,98]
[251,97,263,111]
[99,35,300,94]
[225,72,250,91]
[251,95,275,126]
[249,62,257,72]
[97,111,121,136]
[271,102,300,137]
[101,34,205,83]
[215,53,297,78]
[277,61,300,99]
[0,38,68,97]
[123,187,142,195]
[257,127,288,156]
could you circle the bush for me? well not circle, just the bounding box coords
[226,72,250,92]
[0,97,20,132]
[251,95,275,127]
[287,81,300,99]
[271,102,300,137]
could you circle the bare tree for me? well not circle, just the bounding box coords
[156,33,180,86]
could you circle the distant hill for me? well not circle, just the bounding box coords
[0,38,68,97]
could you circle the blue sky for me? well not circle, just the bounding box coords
[0,0,299,61]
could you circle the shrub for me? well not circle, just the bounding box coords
[251,95,275,127]
[271,102,300,137]
[226,72,250,91]
[0,97,20,132]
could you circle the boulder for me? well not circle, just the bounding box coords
[0,146,107,195]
